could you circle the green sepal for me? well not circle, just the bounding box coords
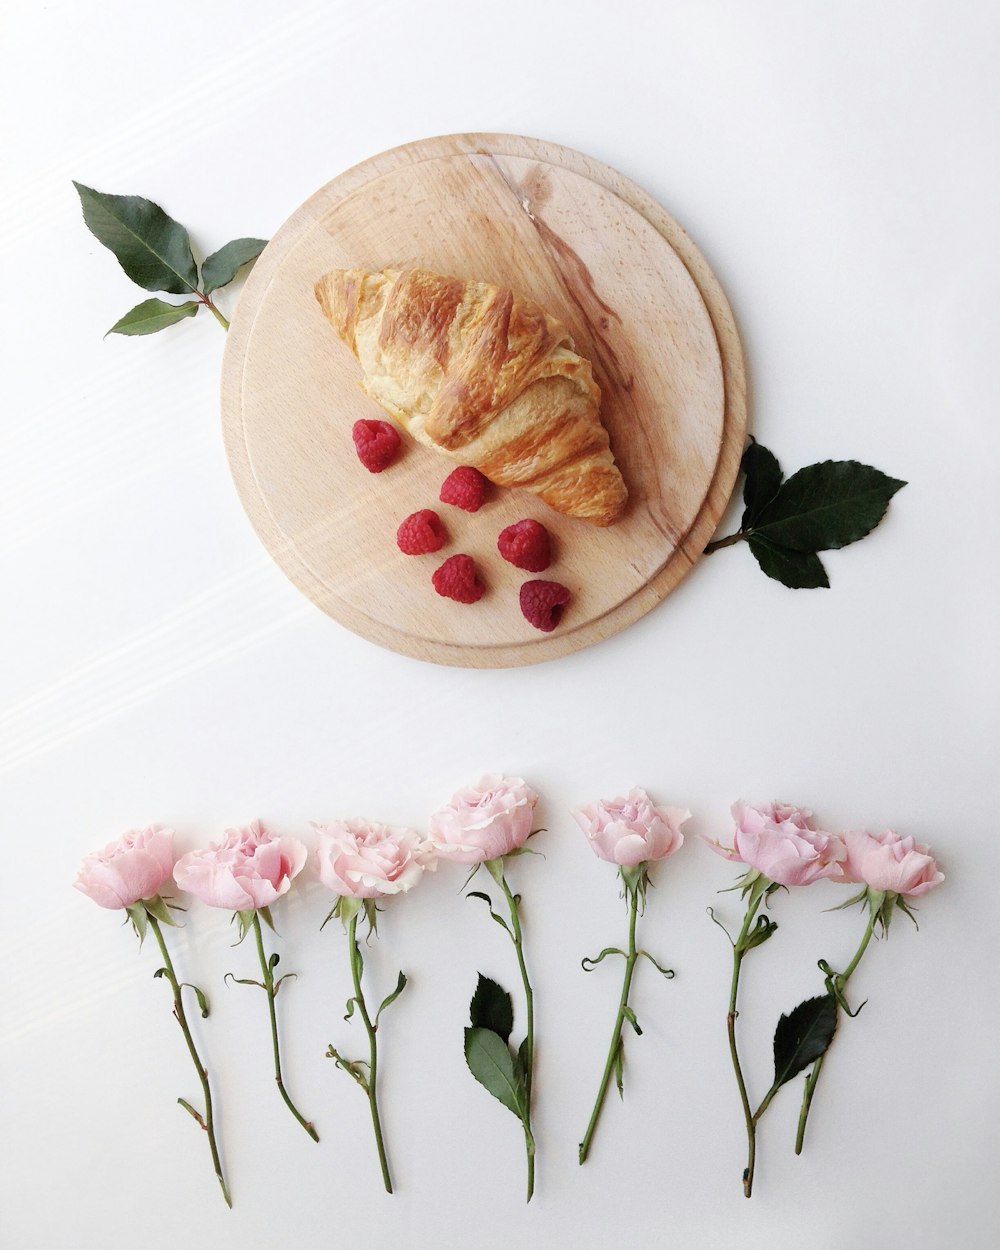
[622,1005,642,1036]
[143,894,179,927]
[224,972,265,990]
[331,896,362,928]
[201,237,267,294]
[258,905,276,934]
[343,995,359,1022]
[273,972,297,996]
[106,297,199,337]
[484,857,505,887]
[469,974,514,1043]
[181,982,210,1018]
[363,899,379,937]
[638,950,675,979]
[177,1097,205,1126]
[326,1045,370,1092]
[125,902,148,944]
[464,1027,527,1121]
[827,886,870,913]
[375,971,407,1025]
[619,863,650,911]
[742,913,779,953]
[817,959,867,1018]
[73,182,198,294]
[232,910,255,944]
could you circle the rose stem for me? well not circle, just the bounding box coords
[347,912,393,1193]
[579,882,640,1164]
[147,913,231,1207]
[794,899,881,1154]
[251,911,319,1141]
[728,885,765,1199]
[499,869,536,1203]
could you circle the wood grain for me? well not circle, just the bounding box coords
[221,134,747,666]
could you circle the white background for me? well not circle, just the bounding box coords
[2,2,997,1247]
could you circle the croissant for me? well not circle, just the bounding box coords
[314,267,627,525]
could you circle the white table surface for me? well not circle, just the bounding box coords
[2,3,998,1247]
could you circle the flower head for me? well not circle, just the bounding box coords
[428,774,537,865]
[74,825,175,909]
[834,828,944,898]
[315,819,428,899]
[571,788,689,867]
[704,801,844,887]
[173,820,306,910]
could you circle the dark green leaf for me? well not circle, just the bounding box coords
[752,461,906,553]
[201,237,267,294]
[375,971,407,1024]
[470,974,513,1043]
[464,1027,526,1120]
[106,298,199,337]
[748,536,830,589]
[73,182,198,294]
[740,439,783,529]
[772,994,838,1090]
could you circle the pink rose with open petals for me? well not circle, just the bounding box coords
[74,825,175,909]
[174,820,306,911]
[315,819,427,899]
[571,788,690,866]
[428,774,537,864]
[835,828,944,897]
[704,800,845,887]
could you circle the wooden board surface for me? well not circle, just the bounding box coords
[221,134,747,666]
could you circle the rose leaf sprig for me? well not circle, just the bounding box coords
[74,826,231,1207]
[316,819,432,1194]
[704,802,845,1197]
[795,828,944,1154]
[174,821,318,1142]
[428,775,541,1203]
[705,438,906,588]
[73,182,266,336]
[571,789,689,1164]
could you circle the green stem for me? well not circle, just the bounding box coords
[347,913,393,1193]
[197,290,230,330]
[579,885,640,1164]
[727,887,765,1198]
[499,870,535,1203]
[147,915,231,1207]
[252,913,318,1141]
[795,902,880,1154]
[704,530,746,554]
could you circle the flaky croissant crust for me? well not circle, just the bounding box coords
[315,267,627,525]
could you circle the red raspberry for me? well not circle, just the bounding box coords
[497,518,552,572]
[432,554,485,604]
[352,419,401,472]
[519,580,571,632]
[396,509,446,556]
[440,465,487,512]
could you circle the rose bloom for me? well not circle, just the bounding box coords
[705,800,845,887]
[835,828,944,897]
[315,819,427,899]
[74,825,175,909]
[428,774,537,865]
[173,820,307,910]
[571,787,690,866]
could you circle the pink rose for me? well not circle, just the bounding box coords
[74,825,175,909]
[174,820,306,910]
[834,828,944,897]
[315,819,427,899]
[571,788,690,866]
[428,774,538,864]
[704,800,845,887]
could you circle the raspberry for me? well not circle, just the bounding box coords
[497,518,552,572]
[440,466,487,512]
[396,509,446,555]
[352,419,400,472]
[432,554,485,604]
[519,580,570,632]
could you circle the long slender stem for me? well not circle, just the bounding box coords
[498,870,535,1203]
[728,891,764,1198]
[795,905,879,1154]
[579,886,640,1163]
[347,914,393,1192]
[147,915,231,1207]
[252,912,318,1141]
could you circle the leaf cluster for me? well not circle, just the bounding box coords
[73,182,266,337]
[464,975,531,1129]
[723,439,906,588]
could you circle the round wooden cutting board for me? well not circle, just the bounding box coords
[222,134,747,666]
